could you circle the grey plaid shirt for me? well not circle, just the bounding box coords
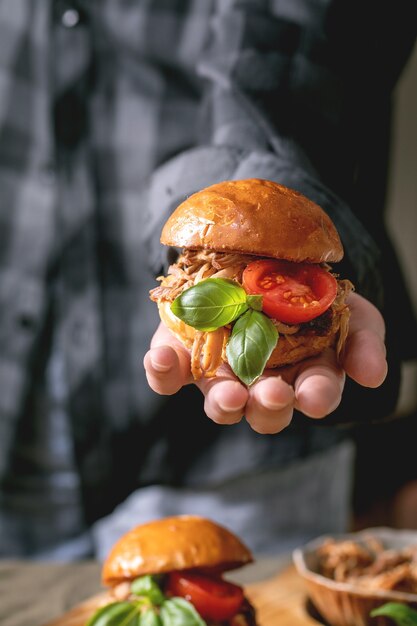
[0,0,416,557]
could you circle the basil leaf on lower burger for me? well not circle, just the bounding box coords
[371,603,417,625]
[130,575,165,606]
[160,597,206,626]
[140,608,163,626]
[171,278,248,331]
[226,309,279,386]
[86,602,141,626]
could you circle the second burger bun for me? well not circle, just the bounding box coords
[161,178,343,263]
[102,515,254,587]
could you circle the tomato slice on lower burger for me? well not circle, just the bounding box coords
[167,571,244,621]
[242,259,338,324]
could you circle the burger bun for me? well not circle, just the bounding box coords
[102,515,253,586]
[161,178,343,263]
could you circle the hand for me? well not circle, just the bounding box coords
[143,292,387,434]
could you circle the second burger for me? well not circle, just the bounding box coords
[87,515,257,626]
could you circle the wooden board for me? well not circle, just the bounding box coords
[43,565,323,626]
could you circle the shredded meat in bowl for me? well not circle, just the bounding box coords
[317,536,417,594]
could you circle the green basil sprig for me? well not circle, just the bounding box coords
[371,602,417,625]
[170,278,278,384]
[226,309,278,386]
[141,609,163,626]
[86,601,142,626]
[170,278,249,331]
[131,575,165,606]
[160,598,206,626]
[86,576,207,626]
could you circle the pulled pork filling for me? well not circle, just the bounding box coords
[150,249,255,302]
[150,249,353,379]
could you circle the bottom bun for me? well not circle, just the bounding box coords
[265,320,339,368]
[158,301,339,372]
[158,300,196,349]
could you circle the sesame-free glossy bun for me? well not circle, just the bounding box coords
[161,179,343,263]
[102,515,254,586]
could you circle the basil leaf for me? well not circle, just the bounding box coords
[160,597,206,626]
[226,309,278,386]
[246,294,263,311]
[131,575,165,605]
[140,608,163,626]
[371,602,417,625]
[171,278,248,331]
[86,602,140,626]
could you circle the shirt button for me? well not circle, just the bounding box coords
[62,8,80,28]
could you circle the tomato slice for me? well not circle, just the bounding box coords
[166,572,244,621]
[242,259,337,324]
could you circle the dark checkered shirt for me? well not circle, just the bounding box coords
[0,0,416,557]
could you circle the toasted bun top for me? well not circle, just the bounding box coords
[161,179,343,263]
[102,515,254,586]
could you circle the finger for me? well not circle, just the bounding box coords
[197,368,249,425]
[343,328,388,387]
[342,293,388,388]
[146,324,249,419]
[143,323,192,395]
[244,375,295,434]
[293,349,346,418]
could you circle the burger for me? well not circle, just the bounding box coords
[87,515,257,626]
[150,178,353,385]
